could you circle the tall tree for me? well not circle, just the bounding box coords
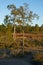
[17,3,39,54]
[7,4,20,41]
[4,3,39,54]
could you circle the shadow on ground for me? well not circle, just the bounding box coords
[0,52,42,65]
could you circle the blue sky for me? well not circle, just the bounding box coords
[0,0,43,26]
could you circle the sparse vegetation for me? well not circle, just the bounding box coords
[0,3,43,65]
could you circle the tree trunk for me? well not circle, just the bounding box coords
[13,25,16,41]
[14,26,16,41]
[22,30,24,55]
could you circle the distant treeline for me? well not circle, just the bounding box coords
[0,23,43,34]
[0,3,43,63]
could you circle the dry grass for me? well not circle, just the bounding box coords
[33,51,43,61]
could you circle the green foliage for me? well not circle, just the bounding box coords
[0,3,43,56]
